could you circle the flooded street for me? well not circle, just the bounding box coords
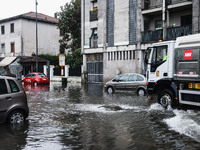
[1,83,200,150]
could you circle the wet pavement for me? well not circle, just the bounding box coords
[1,82,200,150]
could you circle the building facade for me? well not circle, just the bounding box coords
[0,12,60,57]
[82,0,199,84]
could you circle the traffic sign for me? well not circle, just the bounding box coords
[59,55,65,67]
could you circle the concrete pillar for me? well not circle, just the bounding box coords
[43,65,47,75]
[65,65,70,77]
[193,0,200,34]
[50,65,54,80]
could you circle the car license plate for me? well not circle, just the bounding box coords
[195,83,200,89]
[26,79,31,82]
[42,78,46,80]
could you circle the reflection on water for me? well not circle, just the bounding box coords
[1,82,200,149]
[23,84,50,92]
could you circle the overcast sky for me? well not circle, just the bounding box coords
[0,0,70,19]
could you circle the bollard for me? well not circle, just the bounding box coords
[62,77,67,88]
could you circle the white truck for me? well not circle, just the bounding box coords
[145,34,200,108]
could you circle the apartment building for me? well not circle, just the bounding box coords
[0,12,60,57]
[82,0,198,84]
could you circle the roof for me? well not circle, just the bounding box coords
[0,12,58,24]
[20,56,48,63]
[0,57,17,67]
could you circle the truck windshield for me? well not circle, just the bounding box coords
[151,45,168,72]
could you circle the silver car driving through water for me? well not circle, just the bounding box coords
[104,73,147,95]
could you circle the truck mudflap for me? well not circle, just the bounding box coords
[179,90,200,106]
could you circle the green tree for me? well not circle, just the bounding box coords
[65,48,82,69]
[57,0,81,51]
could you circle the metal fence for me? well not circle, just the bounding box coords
[87,61,103,83]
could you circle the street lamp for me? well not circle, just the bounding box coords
[35,0,38,72]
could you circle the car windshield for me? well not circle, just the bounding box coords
[38,74,46,77]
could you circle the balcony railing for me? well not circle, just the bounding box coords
[90,10,98,21]
[141,29,163,43]
[167,25,192,40]
[171,0,192,5]
[142,0,192,10]
[141,25,192,43]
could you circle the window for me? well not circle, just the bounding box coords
[130,51,132,59]
[93,34,98,48]
[1,25,5,35]
[1,43,5,53]
[118,75,128,82]
[10,23,14,33]
[155,20,162,30]
[11,42,15,53]
[116,52,119,60]
[128,74,137,81]
[123,51,125,60]
[90,28,98,48]
[0,79,8,94]
[151,45,168,72]
[181,15,192,26]
[8,79,19,93]
[137,75,144,81]
[132,51,135,59]
[90,1,98,21]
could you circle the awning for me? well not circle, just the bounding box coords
[0,57,17,67]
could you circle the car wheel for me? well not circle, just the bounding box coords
[7,110,25,125]
[107,86,114,94]
[34,81,38,87]
[137,88,145,96]
[158,89,176,109]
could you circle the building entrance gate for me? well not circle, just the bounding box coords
[87,61,103,83]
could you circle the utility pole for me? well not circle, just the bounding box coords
[162,0,167,40]
[35,0,38,72]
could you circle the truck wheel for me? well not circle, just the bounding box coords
[158,89,174,109]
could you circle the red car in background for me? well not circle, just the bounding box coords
[21,72,49,86]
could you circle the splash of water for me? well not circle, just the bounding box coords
[164,109,200,142]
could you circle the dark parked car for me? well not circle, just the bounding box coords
[0,76,29,124]
[21,72,49,86]
[104,73,147,95]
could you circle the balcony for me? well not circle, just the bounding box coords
[141,25,192,43]
[142,0,192,10]
[90,10,98,21]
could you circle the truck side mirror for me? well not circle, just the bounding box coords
[145,54,148,64]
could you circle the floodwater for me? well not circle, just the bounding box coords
[1,82,200,150]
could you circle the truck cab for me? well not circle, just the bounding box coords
[146,41,175,93]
